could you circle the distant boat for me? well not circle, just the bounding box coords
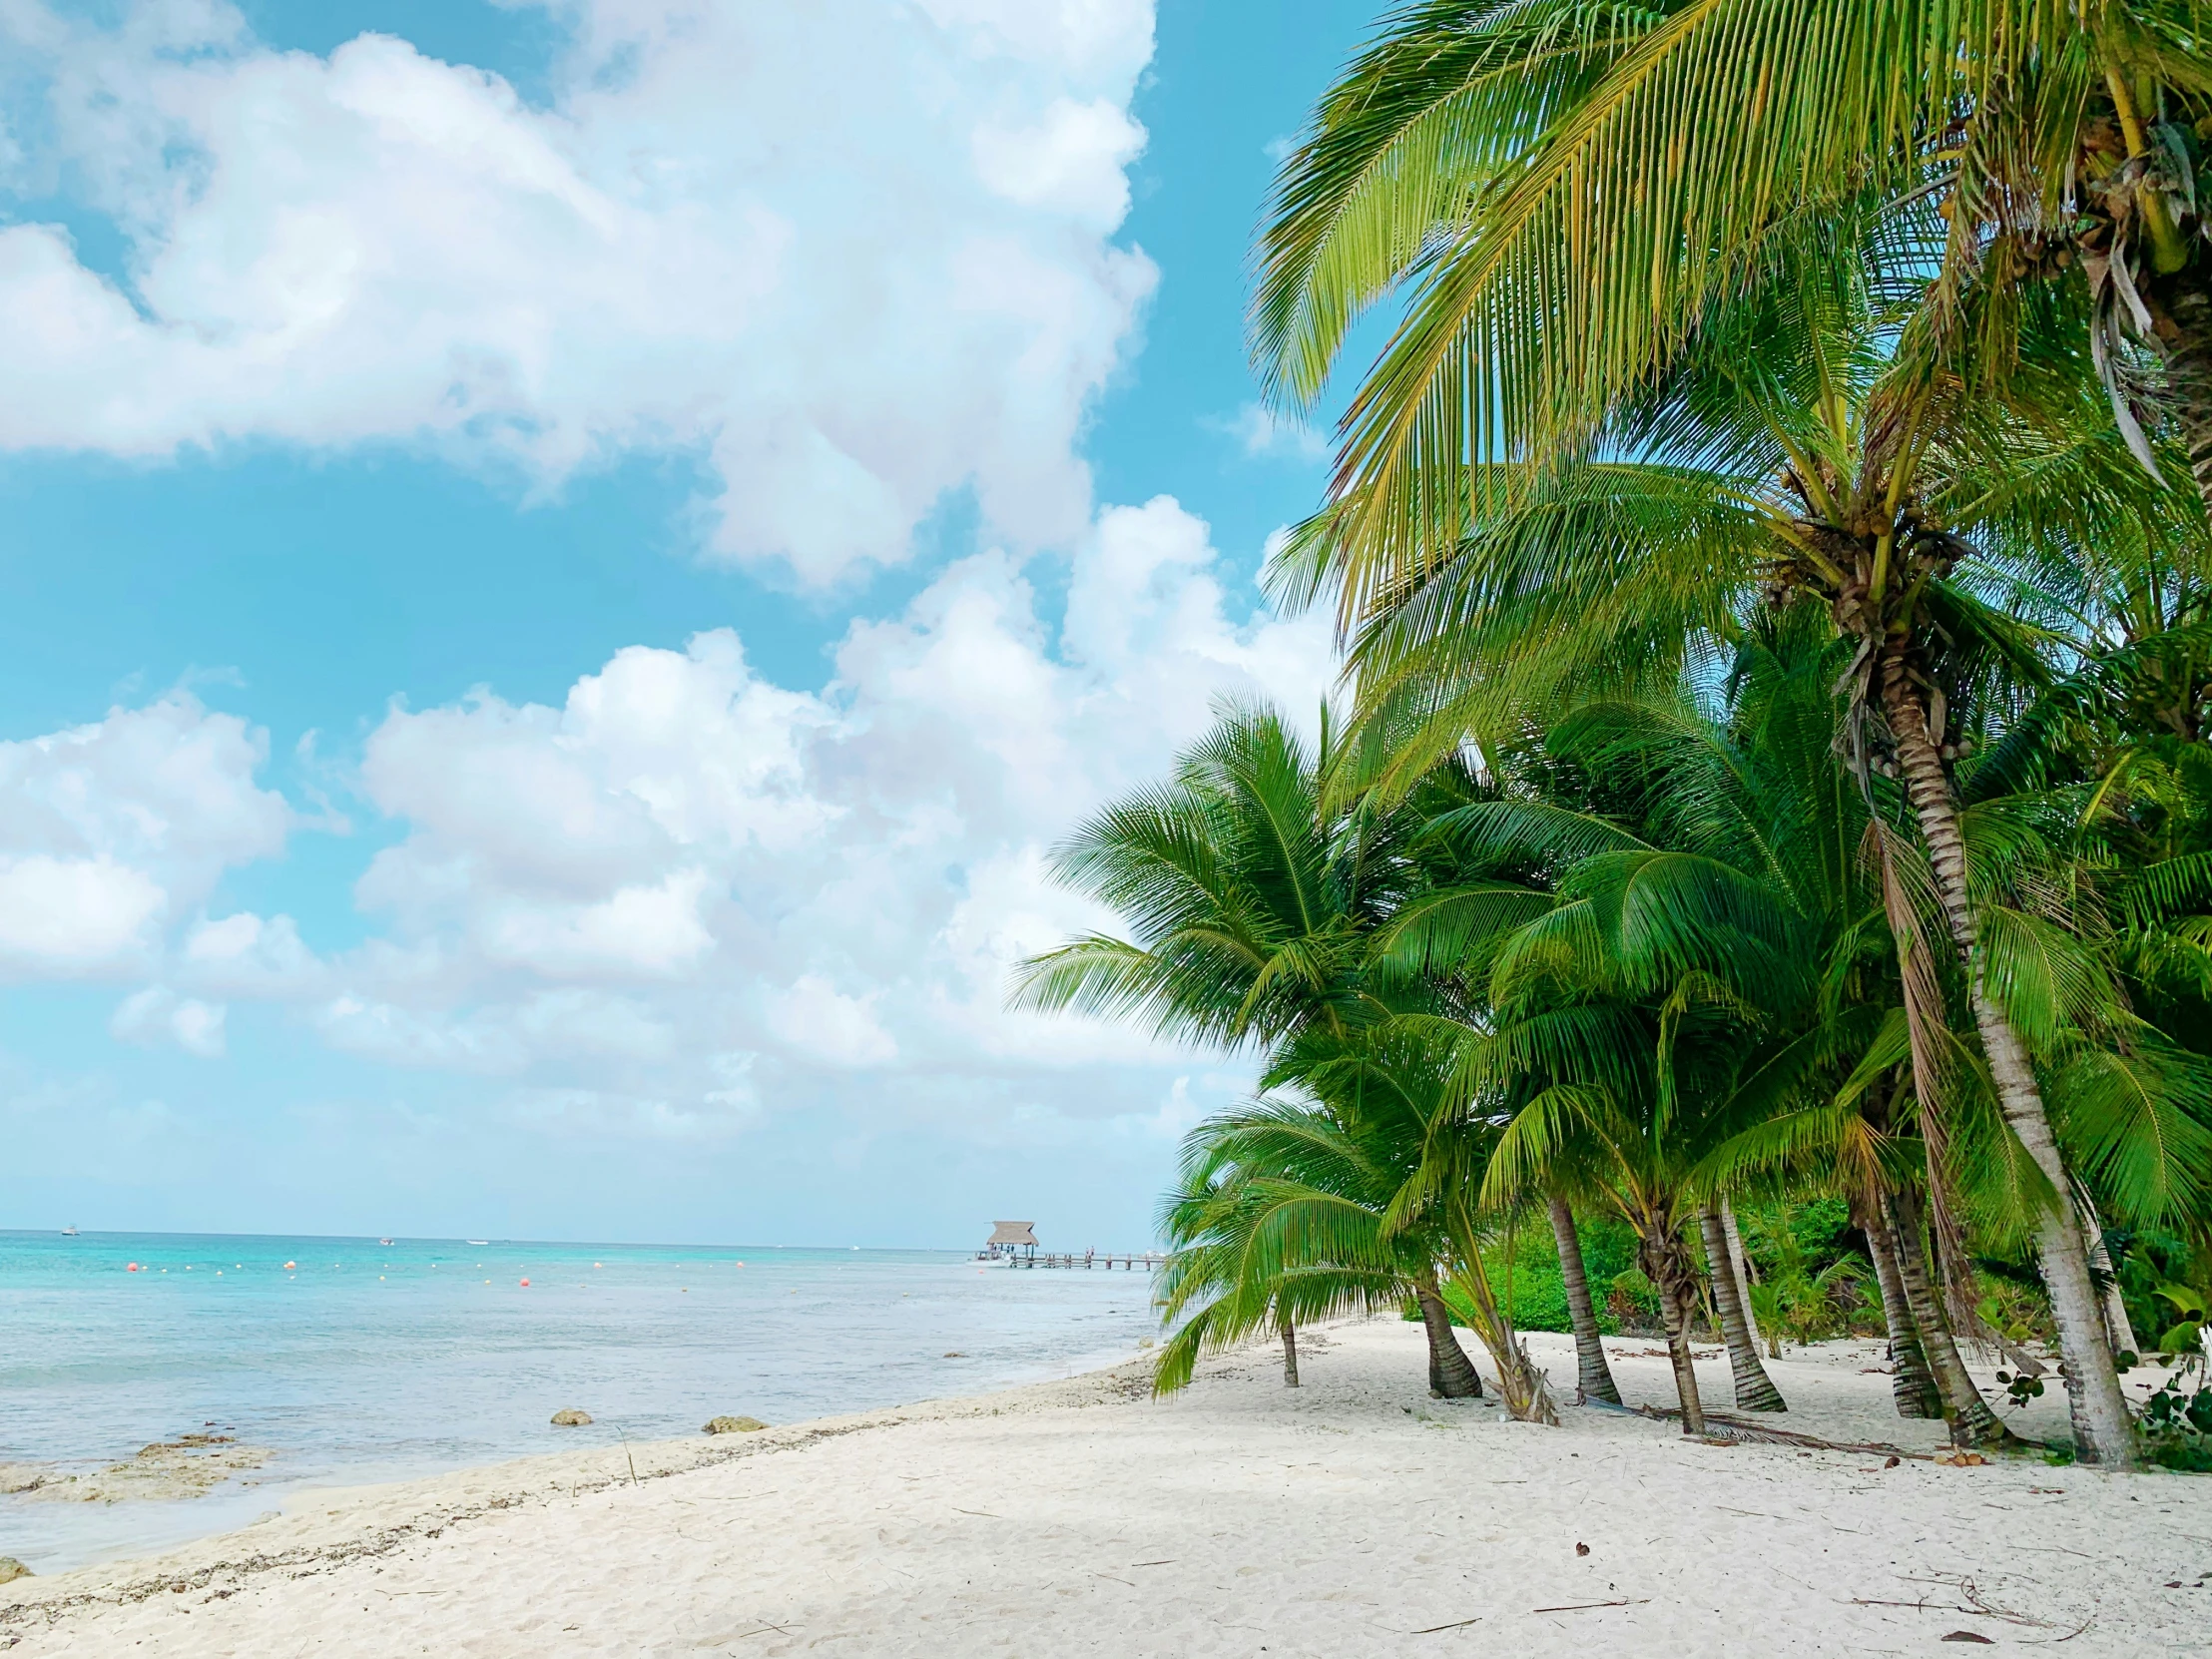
[59,1225,78,1237]
[466,1240,489,1246]
[378,1238,394,1247]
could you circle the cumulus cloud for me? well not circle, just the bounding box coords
[305,497,1332,1130]
[0,3,1347,1154]
[0,697,290,976]
[0,0,1158,583]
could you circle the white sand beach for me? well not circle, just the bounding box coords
[1,1321,2204,1657]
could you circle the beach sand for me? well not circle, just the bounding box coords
[1,1320,2205,1656]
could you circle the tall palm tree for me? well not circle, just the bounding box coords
[1410,608,2063,1438]
[1266,185,2184,1461]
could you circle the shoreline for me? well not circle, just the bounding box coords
[0,1353,1161,1627]
[2,1322,2204,1655]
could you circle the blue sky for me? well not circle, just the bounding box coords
[0,0,1379,1247]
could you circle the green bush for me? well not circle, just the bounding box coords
[1422,1214,1645,1334]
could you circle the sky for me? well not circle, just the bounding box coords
[0,0,1382,1248]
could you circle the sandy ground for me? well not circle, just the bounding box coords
[1,1322,2207,1656]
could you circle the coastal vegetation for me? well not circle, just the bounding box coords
[1016,0,2212,1470]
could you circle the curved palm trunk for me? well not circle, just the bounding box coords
[1722,1201,1763,1355]
[1280,1318,1300,1387]
[1413,1277,1483,1398]
[1548,1195,1621,1404]
[1877,650,2138,1467]
[1862,1193,1941,1419]
[1637,1225,1705,1436]
[1882,1187,2009,1448]
[2074,1189,2139,1358]
[1700,1206,1786,1411]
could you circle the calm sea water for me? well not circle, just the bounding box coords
[0,1231,1162,1572]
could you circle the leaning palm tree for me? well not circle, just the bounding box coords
[1153,1089,1479,1396]
[1271,190,2179,1462]
[1012,702,1556,1414]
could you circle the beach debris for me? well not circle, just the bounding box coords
[0,1557,30,1584]
[1933,1449,1988,1467]
[704,1415,768,1434]
[1531,1599,1649,1613]
[550,1408,593,1426]
[1618,1402,1933,1459]
[1574,1542,1590,1556]
[1940,1634,1994,1644]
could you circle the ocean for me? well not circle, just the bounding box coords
[0,1230,1162,1572]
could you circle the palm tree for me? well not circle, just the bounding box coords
[1546,1190,1624,1403]
[1012,702,1555,1415]
[1152,1087,1482,1396]
[1264,180,2182,1461]
[1411,607,2076,1438]
[1254,0,2212,528]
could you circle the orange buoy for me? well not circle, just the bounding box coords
[282,1261,297,1270]
[519,1278,530,1287]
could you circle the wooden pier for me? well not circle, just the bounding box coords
[999,1251,1163,1271]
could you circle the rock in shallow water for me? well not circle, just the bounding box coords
[0,1557,31,1584]
[549,1408,593,1426]
[703,1415,767,1434]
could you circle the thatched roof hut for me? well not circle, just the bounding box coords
[985,1221,1038,1257]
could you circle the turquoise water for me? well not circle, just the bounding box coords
[0,1231,1161,1571]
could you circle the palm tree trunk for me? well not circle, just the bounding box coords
[1548,1195,1621,1404]
[1637,1226,1705,1435]
[1436,1217,1559,1423]
[1700,1206,1786,1411]
[1413,1277,1482,1398]
[1876,649,2138,1467]
[1881,1186,2008,1448]
[1862,1191,1941,1419]
[1280,1318,1300,1387]
[2074,1188,2139,1358]
[1722,1200,1762,1354]
[1658,1275,1707,1437]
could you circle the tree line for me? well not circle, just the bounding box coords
[1016,0,2212,1470]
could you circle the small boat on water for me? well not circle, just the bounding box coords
[378,1238,394,1247]
[466,1240,489,1246]
[60,1225,78,1237]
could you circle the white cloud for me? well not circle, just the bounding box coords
[0,696,290,976]
[297,496,1331,1133]
[110,985,228,1058]
[181,911,318,996]
[1215,401,1328,462]
[0,0,1159,584]
[770,975,898,1068]
[973,97,1147,225]
[0,855,165,967]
